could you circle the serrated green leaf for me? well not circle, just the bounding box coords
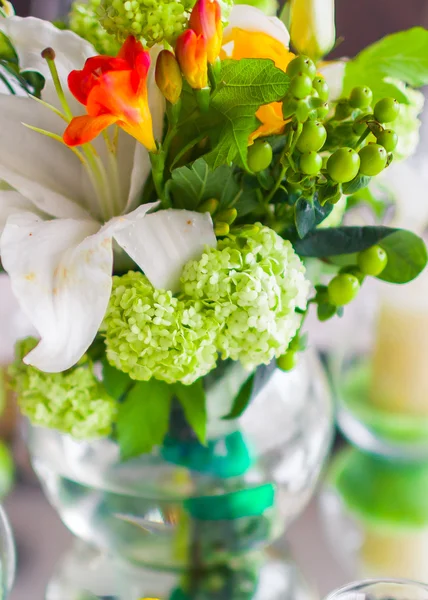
[166,158,243,210]
[204,59,289,170]
[222,374,255,421]
[343,28,428,102]
[174,380,207,444]
[295,198,315,239]
[102,359,132,401]
[0,31,18,65]
[378,230,428,284]
[117,380,172,460]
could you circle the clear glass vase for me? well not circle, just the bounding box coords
[0,506,15,599]
[28,350,333,599]
[326,579,428,600]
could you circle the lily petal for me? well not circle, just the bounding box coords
[0,190,41,235]
[0,16,95,108]
[113,209,217,293]
[320,60,346,101]
[224,5,290,48]
[0,95,91,219]
[0,212,110,372]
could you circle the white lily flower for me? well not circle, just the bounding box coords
[0,17,216,373]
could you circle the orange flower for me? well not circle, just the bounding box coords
[175,30,208,90]
[221,10,295,143]
[189,0,223,64]
[63,37,156,151]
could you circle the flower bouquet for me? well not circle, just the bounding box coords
[1,0,428,595]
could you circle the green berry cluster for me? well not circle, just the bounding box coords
[263,54,402,221]
[70,0,120,55]
[315,244,388,320]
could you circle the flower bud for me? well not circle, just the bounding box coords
[176,29,208,90]
[189,0,223,64]
[289,0,336,61]
[155,50,183,105]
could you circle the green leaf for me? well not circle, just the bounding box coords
[343,28,428,102]
[342,175,371,196]
[21,70,45,98]
[117,380,172,460]
[295,198,315,238]
[166,158,243,210]
[0,32,18,65]
[101,359,132,401]
[174,380,207,444]
[222,374,255,420]
[378,230,428,284]
[293,226,399,257]
[204,59,289,170]
[313,197,334,226]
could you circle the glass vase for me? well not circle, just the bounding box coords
[326,579,428,600]
[28,350,333,599]
[0,506,15,599]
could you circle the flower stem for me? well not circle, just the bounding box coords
[41,48,73,122]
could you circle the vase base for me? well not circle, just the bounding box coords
[46,540,318,600]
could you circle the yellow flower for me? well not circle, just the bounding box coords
[221,5,294,142]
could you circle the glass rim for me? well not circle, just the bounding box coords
[0,505,16,593]
[326,579,428,599]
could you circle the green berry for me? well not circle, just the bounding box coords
[286,55,316,80]
[317,102,329,120]
[327,148,361,183]
[374,97,400,123]
[248,140,273,172]
[300,151,322,175]
[328,274,360,306]
[358,143,388,176]
[290,73,313,99]
[334,100,353,121]
[295,98,312,122]
[376,129,398,152]
[277,351,297,372]
[312,77,329,102]
[296,121,327,152]
[357,245,388,276]
[349,86,373,109]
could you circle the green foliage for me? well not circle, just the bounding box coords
[343,28,428,102]
[173,380,207,444]
[294,197,315,238]
[222,374,255,421]
[378,230,428,284]
[117,380,172,460]
[0,31,45,97]
[101,359,132,401]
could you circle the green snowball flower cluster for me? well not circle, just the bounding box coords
[181,226,309,369]
[99,0,234,46]
[10,339,117,440]
[104,272,218,384]
[70,0,121,56]
[99,0,195,47]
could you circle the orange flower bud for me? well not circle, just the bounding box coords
[189,0,222,64]
[175,30,208,90]
[155,50,183,105]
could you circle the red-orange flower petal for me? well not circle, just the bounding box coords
[63,36,156,151]
[63,114,119,146]
[176,30,208,90]
[189,0,222,64]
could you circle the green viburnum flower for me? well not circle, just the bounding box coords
[10,338,117,440]
[99,0,233,46]
[104,272,218,384]
[181,226,310,370]
[70,0,120,55]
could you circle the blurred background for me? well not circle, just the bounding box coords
[1,1,428,599]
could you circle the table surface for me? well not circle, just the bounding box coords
[4,480,349,600]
